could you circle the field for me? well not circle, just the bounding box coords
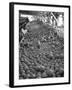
[19,18,64,79]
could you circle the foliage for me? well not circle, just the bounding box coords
[19,19,64,79]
